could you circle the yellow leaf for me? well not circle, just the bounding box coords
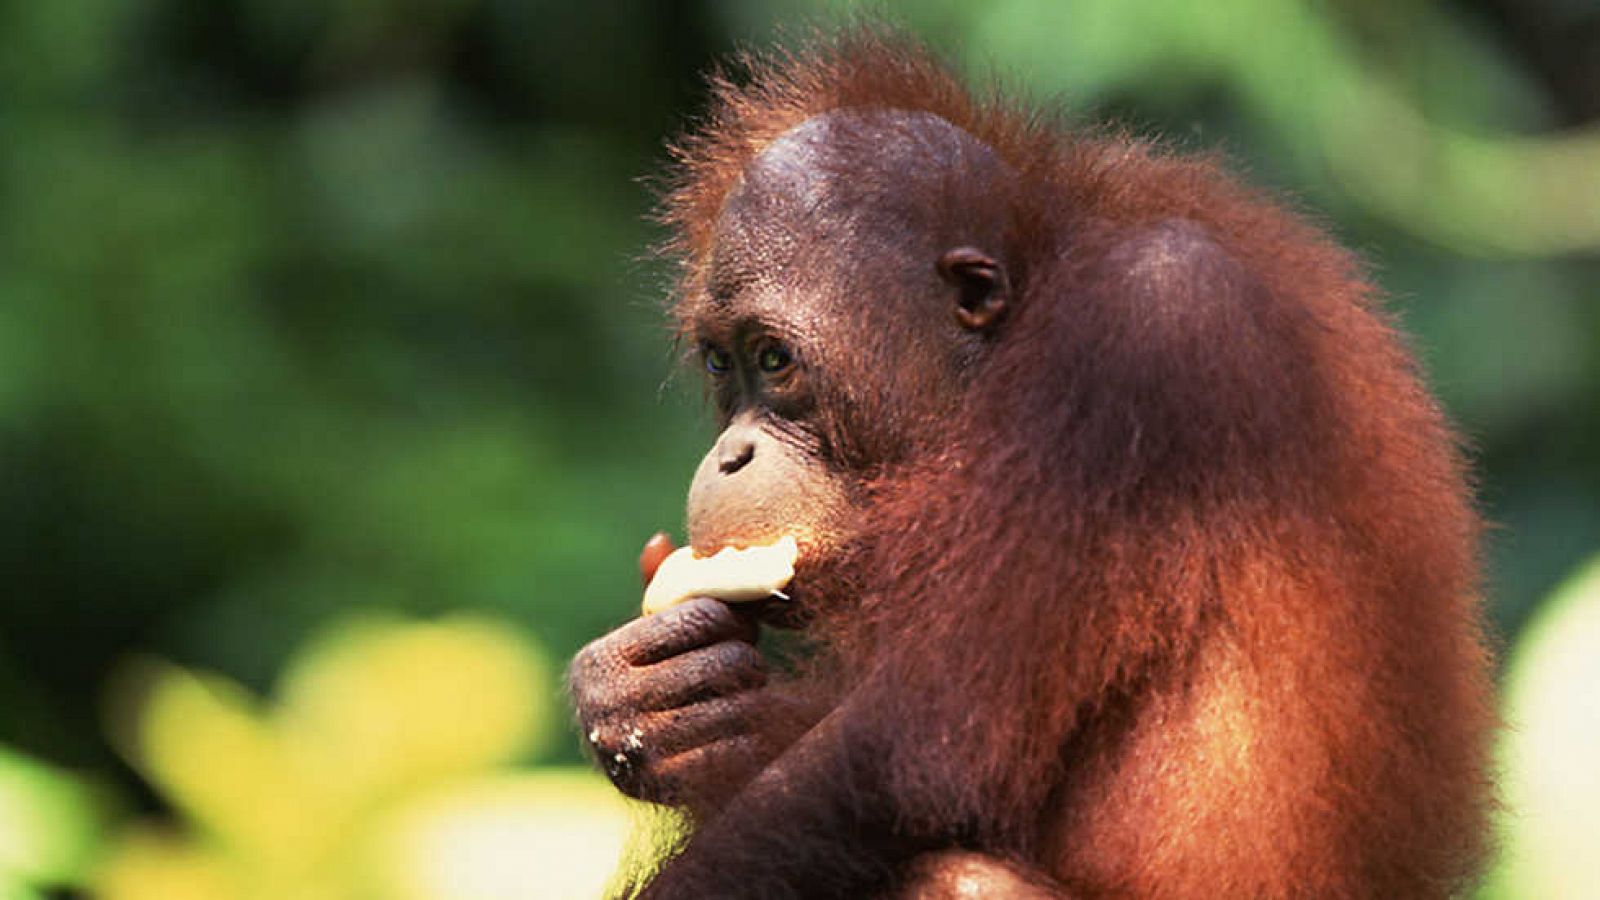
[107,659,335,868]
[276,616,550,803]
[361,769,640,900]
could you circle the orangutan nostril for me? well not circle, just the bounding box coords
[719,441,755,475]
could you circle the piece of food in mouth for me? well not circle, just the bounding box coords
[641,535,800,615]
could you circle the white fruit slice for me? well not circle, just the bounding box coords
[641,535,800,615]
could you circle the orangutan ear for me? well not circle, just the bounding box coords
[937,246,1010,331]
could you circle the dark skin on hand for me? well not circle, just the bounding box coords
[569,535,766,809]
[574,548,1052,898]
[569,30,1494,900]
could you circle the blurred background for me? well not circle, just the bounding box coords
[0,0,1597,897]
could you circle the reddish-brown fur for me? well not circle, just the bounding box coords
[639,30,1495,899]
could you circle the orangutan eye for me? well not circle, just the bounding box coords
[704,347,733,375]
[756,344,793,374]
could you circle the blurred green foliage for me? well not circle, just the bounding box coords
[0,0,1597,896]
[1484,554,1600,900]
[0,745,113,894]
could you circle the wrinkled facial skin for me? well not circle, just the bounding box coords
[681,109,1014,604]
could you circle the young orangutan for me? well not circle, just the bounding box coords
[570,31,1495,899]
